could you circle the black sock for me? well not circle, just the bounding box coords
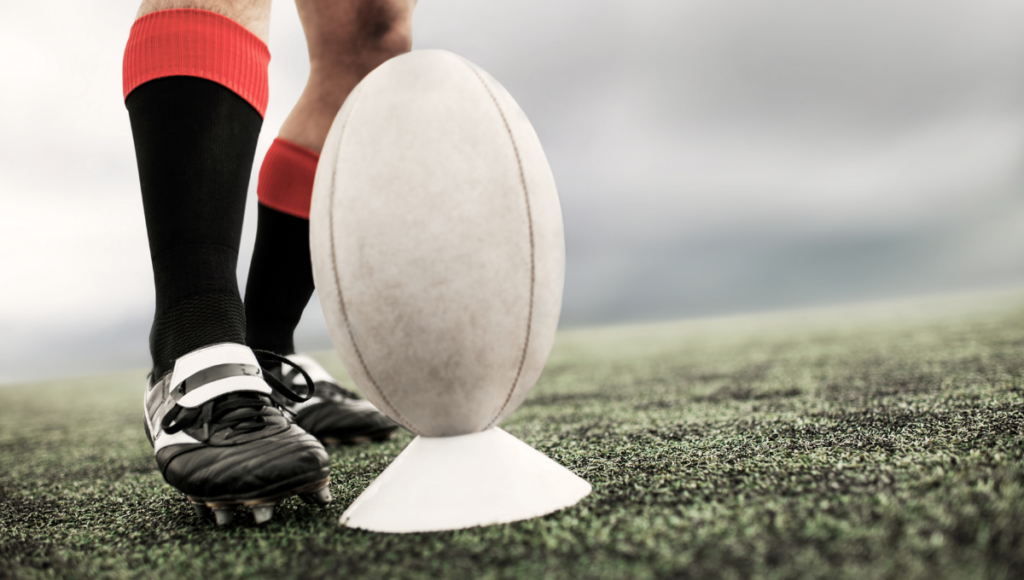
[126,76,262,379]
[244,203,316,355]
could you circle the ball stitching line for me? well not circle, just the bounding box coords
[457,58,538,431]
[326,82,420,434]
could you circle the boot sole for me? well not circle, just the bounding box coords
[187,477,331,526]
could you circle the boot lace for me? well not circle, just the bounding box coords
[160,350,316,442]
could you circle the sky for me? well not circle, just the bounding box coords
[2,0,1024,383]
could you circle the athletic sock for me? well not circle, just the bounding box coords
[123,9,271,379]
[244,138,320,355]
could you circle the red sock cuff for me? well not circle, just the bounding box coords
[257,138,320,220]
[123,9,271,117]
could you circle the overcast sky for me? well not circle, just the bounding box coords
[2,0,1023,383]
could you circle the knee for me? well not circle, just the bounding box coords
[309,0,413,71]
[354,0,413,53]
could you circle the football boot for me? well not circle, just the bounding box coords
[144,343,332,525]
[267,353,400,446]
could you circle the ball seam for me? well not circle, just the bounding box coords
[326,81,421,434]
[458,57,537,431]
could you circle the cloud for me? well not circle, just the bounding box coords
[2,0,1024,381]
[414,0,1024,244]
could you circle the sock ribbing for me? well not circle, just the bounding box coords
[123,8,271,117]
[124,10,269,377]
[245,139,319,354]
[127,77,262,379]
[257,138,320,220]
[245,139,320,354]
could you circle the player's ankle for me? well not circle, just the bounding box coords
[149,292,246,379]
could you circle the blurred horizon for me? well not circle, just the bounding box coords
[3,0,1024,383]
[4,285,1022,386]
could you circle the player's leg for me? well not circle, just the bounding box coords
[124,0,330,525]
[243,0,415,445]
[130,0,274,377]
[279,0,417,152]
[245,0,415,353]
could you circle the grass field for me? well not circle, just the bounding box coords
[2,292,1024,579]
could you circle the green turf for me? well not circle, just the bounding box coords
[2,292,1024,579]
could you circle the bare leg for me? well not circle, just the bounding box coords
[279,0,417,153]
[137,0,271,42]
[244,0,415,357]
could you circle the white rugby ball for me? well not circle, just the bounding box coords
[309,50,564,437]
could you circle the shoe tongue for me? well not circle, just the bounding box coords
[204,394,290,445]
[209,392,277,420]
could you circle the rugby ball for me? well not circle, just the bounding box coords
[309,50,564,437]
